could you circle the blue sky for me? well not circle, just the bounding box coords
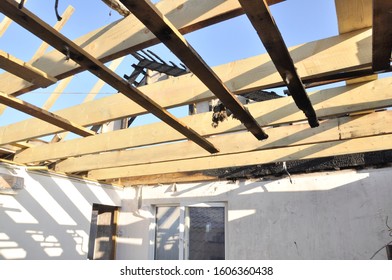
[0,0,341,132]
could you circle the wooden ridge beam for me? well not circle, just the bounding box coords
[0,0,218,154]
[13,76,392,164]
[120,0,268,140]
[372,0,392,72]
[55,110,392,174]
[0,91,95,137]
[0,0,283,97]
[0,50,57,87]
[239,0,318,128]
[87,126,392,180]
[0,28,373,146]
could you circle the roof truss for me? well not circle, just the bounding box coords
[0,0,390,185]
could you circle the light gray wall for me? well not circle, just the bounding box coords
[117,167,392,260]
[2,162,392,260]
[0,164,122,260]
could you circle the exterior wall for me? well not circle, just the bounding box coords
[0,163,122,260]
[117,167,392,260]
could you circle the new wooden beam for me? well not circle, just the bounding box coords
[0,91,95,137]
[55,110,392,174]
[0,28,373,146]
[13,76,392,164]
[0,50,57,87]
[87,130,392,180]
[335,0,372,34]
[0,0,283,96]
[0,5,75,116]
[120,0,268,140]
[239,0,318,128]
[372,0,392,72]
[0,0,218,154]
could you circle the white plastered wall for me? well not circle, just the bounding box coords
[0,163,122,260]
[116,167,392,260]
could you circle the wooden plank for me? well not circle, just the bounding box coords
[0,15,12,37]
[0,0,283,97]
[111,172,218,186]
[239,0,318,127]
[0,0,218,154]
[0,5,75,116]
[14,76,392,164]
[87,131,392,180]
[120,0,268,140]
[372,0,392,72]
[30,6,75,63]
[0,50,57,87]
[50,57,124,142]
[335,0,372,34]
[0,91,95,137]
[42,77,73,110]
[0,28,374,145]
[55,110,392,173]
[335,0,378,85]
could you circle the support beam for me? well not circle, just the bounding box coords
[372,0,392,72]
[13,76,392,164]
[0,5,75,116]
[0,15,12,37]
[55,110,392,173]
[0,92,95,137]
[0,0,283,97]
[87,131,392,180]
[335,0,372,34]
[0,28,374,146]
[239,0,318,128]
[120,0,268,140]
[0,0,218,154]
[51,57,124,143]
[0,50,57,87]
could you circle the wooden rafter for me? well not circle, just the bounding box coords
[0,0,219,154]
[239,0,318,128]
[54,110,392,174]
[0,28,374,146]
[0,5,75,116]
[50,57,124,143]
[87,130,392,180]
[0,50,57,87]
[372,0,392,72]
[0,0,283,97]
[14,76,392,164]
[0,92,95,137]
[335,0,372,34]
[120,0,268,140]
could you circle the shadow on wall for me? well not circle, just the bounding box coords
[0,166,121,260]
[132,167,392,260]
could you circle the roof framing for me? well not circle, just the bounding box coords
[0,0,391,185]
[120,0,268,140]
[372,0,392,72]
[0,91,95,137]
[0,28,373,146]
[239,0,318,128]
[0,0,219,154]
[0,0,283,97]
[0,50,57,87]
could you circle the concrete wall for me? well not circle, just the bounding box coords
[0,163,122,260]
[117,167,392,260]
[2,162,392,260]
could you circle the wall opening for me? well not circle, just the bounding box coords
[88,204,118,260]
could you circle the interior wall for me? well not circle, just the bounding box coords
[117,167,392,260]
[0,163,122,260]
